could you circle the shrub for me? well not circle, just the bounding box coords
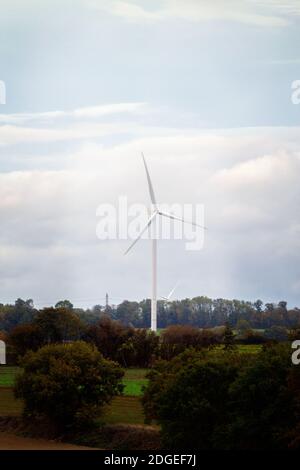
[85,317,159,367]
[118,329,159,367]
[15,341,124,428]
[9,324,44,358]
[264,325,289,342]
[84,316,133,363]
[238,329,267,344]
[142,348,240,449]
[160,325,218,360]
[142,345,300,449]
[228,344,297,449]
[35,307,84,343]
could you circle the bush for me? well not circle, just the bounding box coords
[85,317,159,367]
[142,348,241,448]
[142,345,300,449]
[160,325,218,360]
[8,324,44,359]
[35,307,84,343]
[84,316,133,363]
[238,329,267,344]
[228,344,297,449]
[264,325,289,342]
[15,341,124,428]
[118,329,159,368]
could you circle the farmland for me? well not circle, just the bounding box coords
[0,345,261,422]
[0,366,148,425]
[0,345,261,392]
[0,343,293,450]
[0,366,149,396]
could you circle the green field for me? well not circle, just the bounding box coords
[0,344,262,388]
[0,347,262,428]
[103,396,145,425]
[0,366,148,396]
[122,368,148,396]
[211,344,262,354]
[0,346,261,391]
[0,367,148,425]
[0,367,19,387]
[0,346,261,423]
[0,388,145,424]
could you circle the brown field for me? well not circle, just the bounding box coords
[0,387,145,424]
[0,432,98,450]
[0,388,23,416]
[0,369,157,449]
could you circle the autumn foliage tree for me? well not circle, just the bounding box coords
[9,323,44,358]
[142,345,300,449]
[34,307,84,343]
[160,325,220,360]
[84,316,159,367]
[15,341,124,427]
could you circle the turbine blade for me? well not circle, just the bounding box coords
[141,152,157,207]
[124,212,157,255]
[167,281,180,300]
[158,211,207,230]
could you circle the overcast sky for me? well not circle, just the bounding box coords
[0,0,300,308]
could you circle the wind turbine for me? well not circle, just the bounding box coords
[125,153,206,332]
[161,281,180,302]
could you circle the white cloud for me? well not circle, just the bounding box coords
[0,102,146,125]
[212,151,300,189]
[257,0,300,16]
[88,0,298,26]
[0,122,137,145]
[0,125,300,305]
[0,102,151,145]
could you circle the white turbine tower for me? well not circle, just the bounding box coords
[125,153,206,332]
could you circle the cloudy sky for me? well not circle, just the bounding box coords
[0,0,300,308]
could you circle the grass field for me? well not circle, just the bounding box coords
[122,368,148,396]
[0,346,261,423]
[0,366,148,396]
[0,367,19,387]
[0,346,261,391]
[0,346,262,430]
[0,367,147,425]
[0,388,23,416]
[0,388,145,425]
[103,396,145,425]
[212,344,262,354]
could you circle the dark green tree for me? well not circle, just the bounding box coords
[15,341,124,427]
[142,349,240,449]
[223,322,235,350]
[9,324,44,358]
[228,344,297,449]
[55,300,74,310]
[35,307,84,343]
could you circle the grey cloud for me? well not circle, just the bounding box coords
[0,125,299,306]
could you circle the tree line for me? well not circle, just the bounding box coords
[13,338,300,449]
[0,296,300,333]
[1,305,299,368]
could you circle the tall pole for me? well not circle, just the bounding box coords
[151,237,157,332]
